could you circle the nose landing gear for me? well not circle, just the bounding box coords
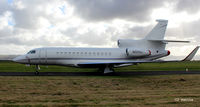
[35,65,40,75]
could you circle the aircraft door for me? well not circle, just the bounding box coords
[39,48,47,64]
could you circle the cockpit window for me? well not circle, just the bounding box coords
[27,50,36,54]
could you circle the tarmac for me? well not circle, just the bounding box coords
[0,70,200,76]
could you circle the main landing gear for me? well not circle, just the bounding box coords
[99,65,114,74]
[35,65,40,75]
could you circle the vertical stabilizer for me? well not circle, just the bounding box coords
[145,19,168,40]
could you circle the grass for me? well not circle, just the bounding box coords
[0,75,199,106]
[0,61,200,72]
[116,61,200,72]
[0,61,200,106]
[0,61,97,72]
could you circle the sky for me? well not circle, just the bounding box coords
[0,0,200,59]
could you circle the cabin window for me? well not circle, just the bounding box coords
[97,52,99,55]
[105,52,107,56]
[73,52,75,54]
[77,52,79,54]
[27,50,36,54]
[85,52,87,54]
[32,50,36,54]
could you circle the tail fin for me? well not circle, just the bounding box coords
[145,19,168,40]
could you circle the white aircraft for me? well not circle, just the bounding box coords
[13,19,199,74]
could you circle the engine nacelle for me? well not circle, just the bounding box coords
[118,39,143,48]
[126,48,151,57]
[118,39,135,48]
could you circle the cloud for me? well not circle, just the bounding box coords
[176,0,200,14]
[0,0,10,13]
[11,0,63,29]
[0,11,14,37]
[68,0,165,22]
[0,0,199,60]
[163,19,200,58]
[0,0,73,46]
[166,19,200,41]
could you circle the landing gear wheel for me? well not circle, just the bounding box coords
[102,65,114,74]
[35,71,39,75]
[35,65,40,75]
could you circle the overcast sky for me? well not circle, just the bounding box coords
[0,0,200,59]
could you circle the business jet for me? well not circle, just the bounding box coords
[13,19,199,74]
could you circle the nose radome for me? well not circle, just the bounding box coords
[12,55,26,63]
[12,57,16,62]
[12,56,20,62]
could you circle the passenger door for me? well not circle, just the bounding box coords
[39,48,47,64]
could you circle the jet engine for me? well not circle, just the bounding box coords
[126,48,151,57]
[118,39,136,48]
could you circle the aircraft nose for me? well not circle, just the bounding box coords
[12,55,27,63]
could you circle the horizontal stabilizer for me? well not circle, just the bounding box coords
[182,46,199,61]
[148,39,190,43]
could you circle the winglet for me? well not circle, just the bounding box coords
[182,46,199,61]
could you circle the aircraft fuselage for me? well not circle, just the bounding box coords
[14,47,169,68]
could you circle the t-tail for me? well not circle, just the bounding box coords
[145,19,189,51]
[145,19,168,40]
[144,19,168,52]
[118,19,189,50]
[117,19,190,60]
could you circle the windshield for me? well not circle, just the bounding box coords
[27,50,36,54]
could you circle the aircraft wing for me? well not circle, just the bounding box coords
[78,46,199,67]
[156,46,199,62]
[77,60,152,68]
[182,46,199,61]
